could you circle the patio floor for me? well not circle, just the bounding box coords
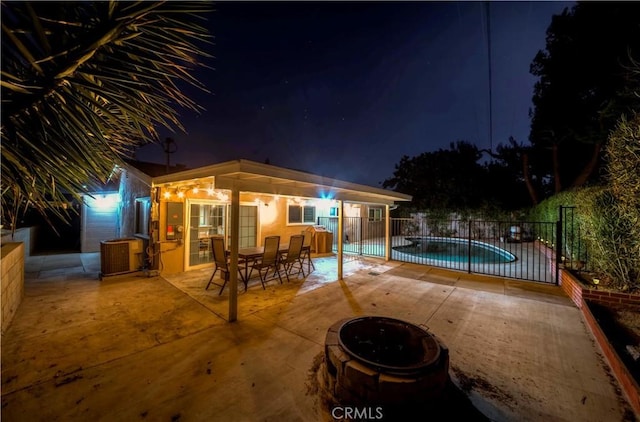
[1,252,635,421]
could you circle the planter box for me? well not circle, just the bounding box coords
[559,267,640,309]
[559,268,640,417]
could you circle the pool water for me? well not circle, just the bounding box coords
[393,238,516,264]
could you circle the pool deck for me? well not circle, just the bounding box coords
[1,252,636,421]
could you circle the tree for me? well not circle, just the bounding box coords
[528,2,640,199]
[382,141,489,211]
[482,137,546,208]
[1,2,212,230]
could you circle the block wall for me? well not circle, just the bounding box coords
[1,243,25,334]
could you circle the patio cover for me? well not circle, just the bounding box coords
[151,159,412,321]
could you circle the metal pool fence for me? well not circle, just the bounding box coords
[318,208,587,284]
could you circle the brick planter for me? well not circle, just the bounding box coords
[559,269,640,417]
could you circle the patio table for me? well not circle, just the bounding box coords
[228,244,289,287]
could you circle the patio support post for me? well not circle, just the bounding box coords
[337,200,344,280]
[228,186,240,322]
[385,204,390,261]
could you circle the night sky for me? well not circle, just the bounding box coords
[135,1,575,187]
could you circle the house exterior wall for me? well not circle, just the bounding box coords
[81,193,119,252]
[121,175,396,275]
[258,198,314,245]
[118,170,152,238]
[152,191,325,274]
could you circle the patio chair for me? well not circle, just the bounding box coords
[300,231,316,273]
[280,234,306,281]
[206,236,246,294]
[248,236,283,289]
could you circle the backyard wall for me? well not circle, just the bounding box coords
[1,242,24,334]
[1,227,36,259]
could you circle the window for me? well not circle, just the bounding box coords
[288,204,316,224]
[368,207,382,222]
[135,198,151,235]
[329,207,339,217]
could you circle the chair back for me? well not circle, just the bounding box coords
[286,235,304,260]
[261,236,280,265]
[302,231,312,248]
[211,237,228,269]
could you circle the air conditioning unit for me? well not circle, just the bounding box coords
[100,238,143,280]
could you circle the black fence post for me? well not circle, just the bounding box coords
[467,219,472,274]
[359,217,364,256]
[556,206,563,286]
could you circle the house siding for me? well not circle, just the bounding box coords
[118,170,152,238]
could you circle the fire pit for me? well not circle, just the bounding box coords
[320,316,449,408]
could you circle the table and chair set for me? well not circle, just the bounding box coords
[205,231,316,295]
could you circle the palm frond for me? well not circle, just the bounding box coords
[1,1,212,231]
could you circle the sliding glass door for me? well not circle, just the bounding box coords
[186,200,258,269]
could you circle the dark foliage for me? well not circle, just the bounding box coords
[528,2,640,194]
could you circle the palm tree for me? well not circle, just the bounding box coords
[1,1,212,231]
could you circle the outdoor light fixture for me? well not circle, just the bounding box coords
[94,194,119,210]
[192,187,199,194]
[207,188,214,196]
[163,191,171,199]
[592,278,600,285]
[177,191,185,198]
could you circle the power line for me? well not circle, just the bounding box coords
[486,1,493,152]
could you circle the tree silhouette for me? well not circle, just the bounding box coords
[1,2,212,230]
[528,2,640,196]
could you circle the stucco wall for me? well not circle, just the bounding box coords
[258,199,312,245]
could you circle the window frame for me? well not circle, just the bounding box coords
[368,207,383,222]
[288,204,316,225]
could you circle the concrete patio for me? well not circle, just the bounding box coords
[1,252,635,421]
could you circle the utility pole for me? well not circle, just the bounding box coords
[162,137,177,174]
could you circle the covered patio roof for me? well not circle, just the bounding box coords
[147,159,411,322]
[150,159,412,205]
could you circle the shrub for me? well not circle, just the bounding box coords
[576,187,640,292]
[605,113,640,249]
[527,190,578,222]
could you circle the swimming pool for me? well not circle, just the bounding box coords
[393,237,516,264]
